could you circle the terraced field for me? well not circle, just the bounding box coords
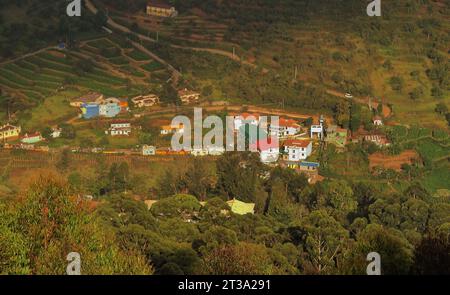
[79,35,171,82]
[0,35,172,104]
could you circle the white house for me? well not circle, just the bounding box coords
[178,88,200,104]
[51,127,62,138]
[207,146,226,156]
[249,139,280,163]
[283,139,312,162]
[132,94,160,108]
[234,113,260,131]
[310,116,324,140]
[160,123,184,135]
[142,145,156,156]
[270,118,301,138]
[106,122,131,136]
[373,116,383,126]
[191,147,209,156]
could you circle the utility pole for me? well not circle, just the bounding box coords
[294,65,298,80]
[232,46,235,58]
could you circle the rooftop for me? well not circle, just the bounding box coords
[73,92,103,102]
[276,118,300,128]
[178,88,199,96]
[283,139,311,148]
[300,161,320,168]
[226,198,255,215]
[0,124,20,132]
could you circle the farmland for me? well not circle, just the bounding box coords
[98,0,450,129]
[0,33,174,129]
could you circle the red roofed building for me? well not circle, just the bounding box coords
[21,132,43,144]
[233,113,260,130]
[250,138,280,163]
[269,117,301,138]
[283,139,312,161]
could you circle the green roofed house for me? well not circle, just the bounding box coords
[325,125,348,149]
[226,198,255,215]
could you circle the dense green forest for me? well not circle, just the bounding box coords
[1,153,449,275]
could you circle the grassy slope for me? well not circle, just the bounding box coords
[113,0,449,127]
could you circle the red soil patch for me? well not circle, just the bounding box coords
[369,150,420,171]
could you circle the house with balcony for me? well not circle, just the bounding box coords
[282,139,312,162]
[106,122,132,136]
[269,118,301,138]
[132,94,160,108]
[0,124,21,141]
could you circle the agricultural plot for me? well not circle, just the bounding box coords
[0,48,149,101]
[369,150,420,171]
[78,36,172,85]
[420,164,450,192]
[141,61,164,72]
[416,139,449,163]
[126,49,151,61]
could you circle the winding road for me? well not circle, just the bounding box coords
[84,0,181,84]
[84,0,257,70]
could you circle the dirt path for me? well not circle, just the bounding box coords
[68,103,330,127]
[170,45,257,68]
[85,0,181,85]
[0,46,54,66]
[326,89,392,118]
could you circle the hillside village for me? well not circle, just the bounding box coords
[1,87,395,187]
[0,0,449,276]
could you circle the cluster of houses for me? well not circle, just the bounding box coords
[70,93,129,119]
[73,88,200,116]
[0,123,61,146]
[233,112,316,166]
[224,112,387,182]
[131,89,200,109]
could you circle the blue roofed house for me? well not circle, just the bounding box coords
[81,103,100,119]
[99,102,121,118]
[299,161,320,172]
[284,160,322,183]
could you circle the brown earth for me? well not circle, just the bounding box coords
[369,150,420,171]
